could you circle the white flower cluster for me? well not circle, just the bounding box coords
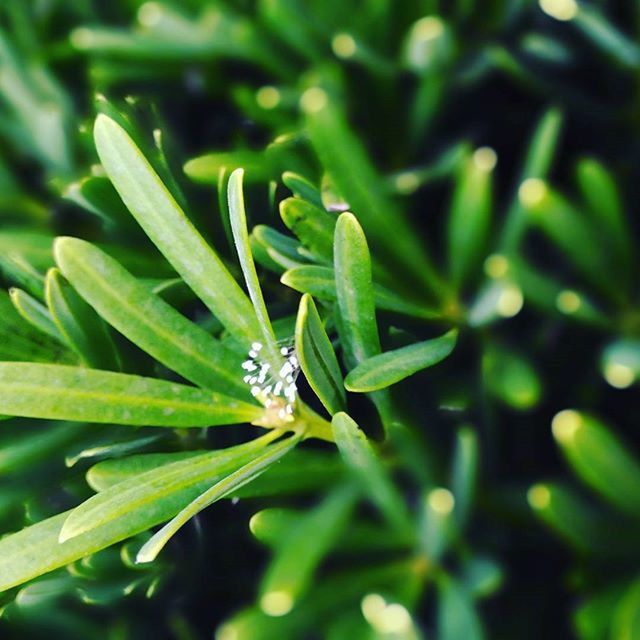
[241,341,299,419]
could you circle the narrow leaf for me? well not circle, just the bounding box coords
[61,434,278,543]
[437,577,485,640]
[0,363,262,427]
[93,114,259,343]
[9,287,62,341]
[282,265,438,319]
[305,93,443,296]
[331,412,411,533]
[345,329,457,392]
[45,267,120,371]
[447,150,494,287]
[258,483,358,615]
[54,237,247,398]
[137,433,299,563]
[333,212,381,366]
[228,168,280,366]
[552,410,640,516]
[500,107,563,251]
[280,197,335,265]
[295,294,345,414]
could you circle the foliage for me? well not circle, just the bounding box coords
[0,1,639,638]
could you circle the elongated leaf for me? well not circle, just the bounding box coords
[280,265,441,320]
[0,422,84,475]
[0,439,266,593]
[282,265,438,319]
[282,172,324,209]
[54,237,247,398]
[9,287,62,341]
[523,185,614,297]
[295,294,345,414]
[137,433,298,563]
[345,329,457,392]
[552,411,640,516]
[87,448,344,496]
[500,107,563,251]
[437,577,485,640]
[576,157,631,278]
[45,267,120,370]
[447,151,494,287]
[259,483,358,615]
[250,507,411,553]
[528,483,639,556]
[184,149,272,184]
[280,197,335,264]
[228,168,280,366]
[451,427,478,528]
[483,345,541,409]
[0,291,72,363]
[611,578,640,639]
[60,434,278,543]
[333,213,381,366]
[574,4,640,68]
[305,94,443,296]
[93,114,259,343]
[0,363,262,427]
[331,412,411,533]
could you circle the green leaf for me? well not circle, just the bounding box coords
[228,168,280,366]
[574,585,627,640]
[258,483,358,615]
[437,577,485,640]
[576,157,632,278]
[447,150,494,287]
[87,448,344,496]
[610,578,640,639]
[0,422,84,475]
[333,212,381,366]
[304,92,443,297]
[522,184,614,297]
[295,294,345,415]
[574,4,640,68]
[184,149,272,184]
[136,432,298,563]
[93,114,259,343]
[250,507,411,553]
[331,412,411,533]
[345,329,457,392]
[281,172,324,209]
[0,438,267,593]
[282,265,438,319]
[253,225,309,272]
[451,427,478,528]
[500,107,563,252]
[552,411,640,516]
[482,345,541,410]
[0,291,72,363]
[421,487,456,560]
[0,363,262,427]
[54,237,247,398]
[0,252,46,298]
[528,483,639,556]
[44,267,120,371]
[280,197,335,265]
[63,175,133,228]
[9,287,62,341]
[60,434,278,544]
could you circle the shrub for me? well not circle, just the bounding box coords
[0,1,639,638]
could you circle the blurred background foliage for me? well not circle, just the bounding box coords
[0,0,639,638]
